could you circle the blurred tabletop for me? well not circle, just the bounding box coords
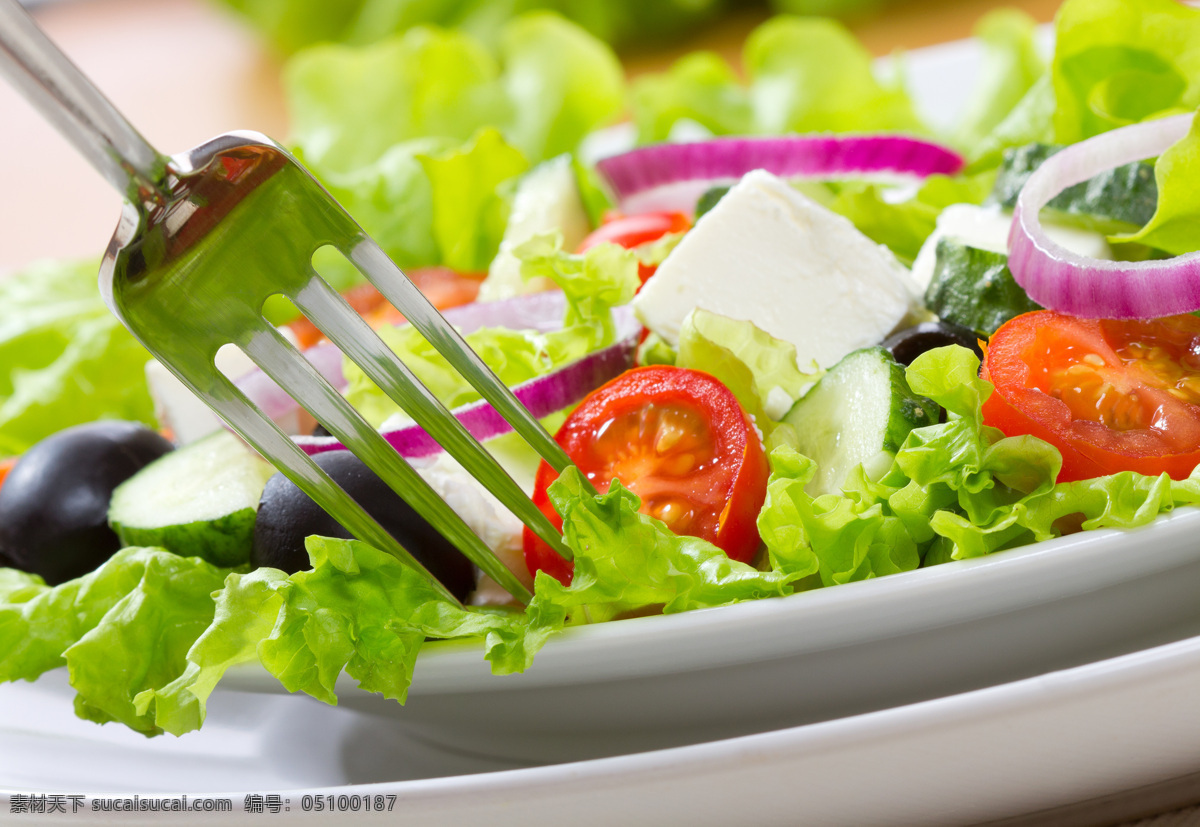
[0,0,1064,274]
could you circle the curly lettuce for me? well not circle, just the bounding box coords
[758,345,1200,584]
[0,259,155,457]
[285,14,623,275]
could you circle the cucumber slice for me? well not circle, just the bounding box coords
[989,143,1157,233]
[108,432,275,567]
[924,238,1041,337]
[783,347,937,497]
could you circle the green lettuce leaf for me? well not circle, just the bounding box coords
[0,549,229,735]
[746,17,923,136]
[951,9,1046,152]
[1052,0,1200,143]
[966,74,1057,171]
[629,15,924,143]
[417,128,529,273]
[498,13,624,164]
[675,308,818,430]
[817,172,996,265]
[218,0,727,55]
[526,468,790,631]
[631,51,753,144]
[140,537,530,736]
[0,259,155,457]
[284,16,622,273]
[1110,111,1200,256]
[343,233,638,428]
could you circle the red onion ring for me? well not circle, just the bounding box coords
[596,135,965,213]
[1008,113,1197,319]
[295,334,637,458]
[235,292,640,458]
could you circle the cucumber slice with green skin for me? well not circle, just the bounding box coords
[924,238,1041,337]
[108,431,275,568]
[989,143,1157,233]
[783,347,938,497]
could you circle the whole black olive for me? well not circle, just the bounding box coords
[0,421,174,584]
[882,321,984,366]
[251,450,475,600]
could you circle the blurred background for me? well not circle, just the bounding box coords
[2,0,1058,272]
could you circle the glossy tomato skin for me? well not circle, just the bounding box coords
[524,366,769,584]
[982,310,1200,482]
[576,211,691,287]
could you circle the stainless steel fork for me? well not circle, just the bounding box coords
[0,0,582,605]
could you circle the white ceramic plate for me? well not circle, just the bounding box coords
[10,615,1200,825]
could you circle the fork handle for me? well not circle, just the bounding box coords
[0,0,170,206]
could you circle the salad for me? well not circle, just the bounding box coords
[4,0,1200,739]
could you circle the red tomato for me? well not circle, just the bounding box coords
[576,211,691,287]
[524,365,769,583]
[982,310,1200,482]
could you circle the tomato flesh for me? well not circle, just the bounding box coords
[524,366,769,584]
[576,211,691,287]
[982,310,1200,481]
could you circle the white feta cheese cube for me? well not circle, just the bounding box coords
[633,169,914,371]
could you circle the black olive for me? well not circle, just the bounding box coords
[882,321,984,366]
[0,421,174,584]
[251,450,475,600]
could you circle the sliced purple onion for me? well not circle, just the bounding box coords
[295,336,636,459]
[1008,113,1198,319]
[235,291,570,419]
[234,292,640,458]
[596,134,965,213]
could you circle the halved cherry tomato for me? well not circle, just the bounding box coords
[982,310,1200,482]
[287,268,484,348]
[524,365,769,584]
[576,211,691,287]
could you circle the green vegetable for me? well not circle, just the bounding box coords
[526,469,791,629]
[758,344,1200,588]
[782,347,937,497]
[108,432,276,568]
[967,75,1057,171]
[284,15,623,274]
[417,128,529,273]
[675,309,818,435]
[631,52,753,145]
[218,0,728,54]
[1112,111,1200,256]
[1052,0,1200,143]
[817,172,996,265]
[989,143,1157,233]
[924,239,1041,337]
[694,185,731,220]
[951,10,1046,153]
[137,466,791,736]
[630,16,923,145]
[0,548,231,734]
[138,536,531,736]
[0,259,155,458]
